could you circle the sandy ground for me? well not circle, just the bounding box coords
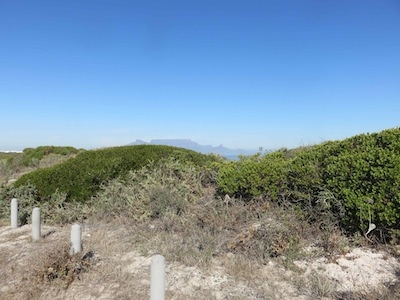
[1,223,399,299]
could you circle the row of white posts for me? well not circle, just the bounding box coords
[10,198,166,300]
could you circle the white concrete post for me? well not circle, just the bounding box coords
[150,255,165,300]
[11,198,18,228]
[70,224,82,254]
[32,207,41,241]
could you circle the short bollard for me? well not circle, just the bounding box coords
[150,255,165,300]
[11,198,18,229]
[32,207,41,241]
[70,224,82,254]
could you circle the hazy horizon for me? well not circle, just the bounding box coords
[2,128,399,153]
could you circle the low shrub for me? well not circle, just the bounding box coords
[288,128,400,237]
[216,127,400,239]
[216,150,290,199]
[21,146,81,167]
[14,145,215,203]
[90,157,210,221]
[0,184,87,225]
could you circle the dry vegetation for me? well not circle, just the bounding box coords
[1,148,400,299]
[2,199,400,299]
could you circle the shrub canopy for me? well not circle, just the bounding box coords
[15,145,215,202]
[216,127,400,236]
[21,146,81,166]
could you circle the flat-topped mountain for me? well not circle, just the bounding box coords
[128,139,256,157]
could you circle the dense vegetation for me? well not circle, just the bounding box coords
[216,127,400,239]
[20,146,82,166]
[1,127,400,242]
[13,145,216,203]
[0,152,19,163]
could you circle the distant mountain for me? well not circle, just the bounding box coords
[128,139,257,158]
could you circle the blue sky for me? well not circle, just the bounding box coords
[1,0,399,151]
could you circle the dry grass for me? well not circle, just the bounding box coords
[1,213,400,299]
[0,222,150,299]
[334,283,400,300]
[295,273,339,298]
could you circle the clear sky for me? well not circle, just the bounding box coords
[1,0,399,151]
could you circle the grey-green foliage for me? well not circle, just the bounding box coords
[0,184,39,225]
[0,184,86,225]
[90,157,208,221]
[0,153,24,180]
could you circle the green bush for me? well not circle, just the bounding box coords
[287,128,400,236]
[14,145,215,203]
[216,151,290,199]
[286,145,324,202]
[321,129,400,233]
[21,146,81,166]
[216,127,400,238]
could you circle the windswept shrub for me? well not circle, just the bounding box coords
[21,146,81,167]
[287,127,400,237]
[14,145,216,203]
[216,127,400,239]
[321,129,400,234]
